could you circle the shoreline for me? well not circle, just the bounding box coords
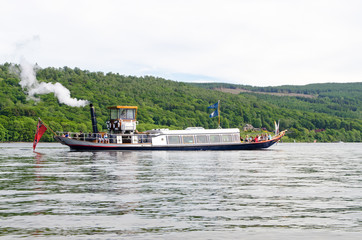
[0,141,360,144]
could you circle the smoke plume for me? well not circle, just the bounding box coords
[16,59,89,107]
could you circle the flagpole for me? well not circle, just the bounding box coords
[38,118,58,136]
[218,100,220,128]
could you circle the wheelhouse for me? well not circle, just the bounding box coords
[106,106,138,134]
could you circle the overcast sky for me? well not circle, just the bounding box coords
[1,0,362,86]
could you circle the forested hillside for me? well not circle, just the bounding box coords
[0,63,361,142]
[191,82,362,119]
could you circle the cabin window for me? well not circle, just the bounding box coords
[234,134,239,142]
[196,135,208,143]
[210,135,220,143]
[182,135,194,144]
[168,136,181,144]
[222,135,232,142]
[119,109,135,120]
[126,109,135,119]
[119,109,126,118]
[110,109,118,119]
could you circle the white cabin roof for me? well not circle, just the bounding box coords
[145,128,240,135]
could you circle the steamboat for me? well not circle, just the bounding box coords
[54,104,285,151]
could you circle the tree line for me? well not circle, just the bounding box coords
[0,63,361,142]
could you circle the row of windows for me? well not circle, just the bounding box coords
[110,109,136,120]
[167,134,239,145]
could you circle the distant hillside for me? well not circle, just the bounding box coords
[190,82,362,120]
[213,87,316,98]
[0,63,361,142]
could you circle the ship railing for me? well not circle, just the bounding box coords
[56,132,152,144]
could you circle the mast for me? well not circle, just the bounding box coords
[38,118,57,136]
[218,100,221,128]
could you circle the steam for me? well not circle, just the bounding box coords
[16,59,89,107]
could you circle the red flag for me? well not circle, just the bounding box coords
[33,120,47,151]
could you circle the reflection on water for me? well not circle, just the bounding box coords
[0,143,361,239]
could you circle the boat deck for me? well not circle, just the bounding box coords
[54,131,286,151]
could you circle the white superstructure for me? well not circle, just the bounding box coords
[145,127,241,146]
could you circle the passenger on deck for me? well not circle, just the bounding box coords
[262,133,268,141]
[104,133,109,143]
[98,134,103,143]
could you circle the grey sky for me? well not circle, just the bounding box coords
[1,0,362,86]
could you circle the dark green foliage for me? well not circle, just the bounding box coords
[0,63,361,142]
[191,82,362,119]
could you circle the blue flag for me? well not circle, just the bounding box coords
[208,102,218,109]
[209,109,219,118]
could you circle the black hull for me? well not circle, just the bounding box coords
[55,135,283,151]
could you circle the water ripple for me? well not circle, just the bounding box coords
[0,143,361,239]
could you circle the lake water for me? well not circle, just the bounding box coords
[0,142,361,239]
